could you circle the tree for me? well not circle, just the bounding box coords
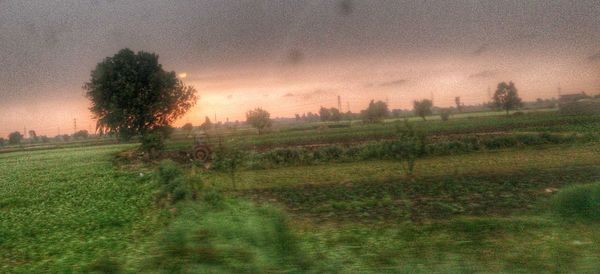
[0,137,6,147]
[455,96,462,112]
[361,100,389,123]
[28,130,38,142]
[73,130,89,139]
[8,131,23,145]
[390,120,427,177]
[84,48,197,144]
[182,123,194,137]
[329,108,342,121]
[413,99,433,120]
[246,108,272,135]
[493,81,522,115]
[319,107,331,122]
[199,116,212,130]
[440,108,451,121]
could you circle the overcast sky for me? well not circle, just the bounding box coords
[1,0,599,136]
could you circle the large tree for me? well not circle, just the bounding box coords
[493,81,522,115]
[84,48,197,141]
[246,108,272,135]
[413,99,433,120]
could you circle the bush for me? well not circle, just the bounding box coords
[550,183,600,222]
[144,200,308,273]
[140,132,165,157]
[440,109,451,121]
[156,160,196,204]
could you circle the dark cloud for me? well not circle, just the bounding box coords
[286,89,333,100]
[0,0,599,107]
[469,70,498,79]
[379,79,408,87]
[282,92,294,97]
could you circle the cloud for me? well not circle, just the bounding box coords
[588,51,600,62]
[469,70,497,79]
[285,89,333,100]
[472,44,489,56]
[379,79,408,87]
[226,94,233,99]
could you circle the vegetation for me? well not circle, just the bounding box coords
[246,108,272,135]
[493,81,523,115]
[4,108,600,273]
[361,100,389,123]
[413,99,433,120]
[8,131,23,145]
[84,48,197,145]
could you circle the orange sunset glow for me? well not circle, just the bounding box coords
[1,1,599,137]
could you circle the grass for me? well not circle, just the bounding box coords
[550,183,600,222]
[0,144,160,272]
[205,143,600,190]
[164,111,600,151]
[2,110,600,272]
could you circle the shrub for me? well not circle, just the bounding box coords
[550,183,600,222]
[156,160,196,204]
[144,200,308,273]
[440,109,451,121]
[140,132,165,158]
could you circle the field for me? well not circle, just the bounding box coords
[2,111,600,272]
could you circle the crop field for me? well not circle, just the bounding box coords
[2,111,600,272]
[0,144,161,272]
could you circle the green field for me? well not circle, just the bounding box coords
[2,111,600,272]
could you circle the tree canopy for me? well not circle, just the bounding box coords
[84,48,197,140]
[413,99,433,120]
[493,81,522,115]
[246,108,272,134]
[8,131,23,145]
[361,100,389,123]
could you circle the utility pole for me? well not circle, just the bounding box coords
[347,101,350,113]
[337,95,342,111]
[73,118,77,134]
[487,86,492,100]
[23,126,27,138]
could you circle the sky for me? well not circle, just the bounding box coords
[0,0,599,137]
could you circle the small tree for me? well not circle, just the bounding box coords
[413,99,433,120]
[73,130,89,139]
[440,108,451,121]
[28,130,38,142]
[0,137,6,147]
[8,131,23,145]
[493,81,522,115]
[182,123,194,137]
[199,117,212,131]
[454,96,462,113]
[390,120,427,177]
[213,143,245,189]
[361,100,389,123]
[246,108,272,135]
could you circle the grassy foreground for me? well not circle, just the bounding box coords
[0,145,160,272]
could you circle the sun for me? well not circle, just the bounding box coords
[178,72,188,79]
